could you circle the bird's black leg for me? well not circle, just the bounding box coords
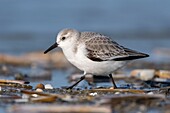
[109,74,117,88]
[66,75,85,89]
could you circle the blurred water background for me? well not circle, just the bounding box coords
[0,0,170,88]
[0,0,170,55]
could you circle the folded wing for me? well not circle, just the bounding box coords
[85,35,149,62]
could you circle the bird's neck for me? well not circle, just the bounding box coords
[62,43,77,62]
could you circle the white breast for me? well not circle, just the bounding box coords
[62,44,127,75]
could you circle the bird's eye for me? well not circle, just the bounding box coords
[61,37,66,40]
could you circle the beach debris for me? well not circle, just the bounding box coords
[45,84,53,89]
[0,51,72,69]
[35,88,43,92]
[89,92,98,96]
[130,69,170,88]
[21,90,60,97]
[17,90,57,103]
[87,88,145,94]
[0,79,32,89]
[131,69,155,81]
[21,90,63,103]
[8,104,111,113]
[35,83,45,90]
[102,94,165,102]
[155,70,170,79]
[100,94,165,109]
[0,79,29,84]
[131,69,170,80]
[144,80,170,88]
[0,51,170,113]
[0,81,169,113]
[31,95,57,103]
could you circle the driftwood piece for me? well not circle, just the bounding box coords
[20,90,65,103]
[0,79,32,89]
[0,79,28,84]
[21,90,64,98]
[8,104,111,113]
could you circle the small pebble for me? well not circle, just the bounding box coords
[35,83,45,90]
[45,84,53,89]
[89,92,98,96]
[109,87,115,89]
[35,88,43,92]
[115,92,120,95]
[147,92,154,95]
[32,94,38,97]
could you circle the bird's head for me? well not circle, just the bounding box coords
[44,28,80,54]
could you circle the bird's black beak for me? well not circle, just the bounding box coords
[44,43,58,54]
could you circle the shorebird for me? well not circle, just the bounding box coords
[44,28,149,89]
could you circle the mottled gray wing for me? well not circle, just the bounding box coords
[85,36,149,61]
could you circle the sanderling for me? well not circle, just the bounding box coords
[44,28,149,89]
